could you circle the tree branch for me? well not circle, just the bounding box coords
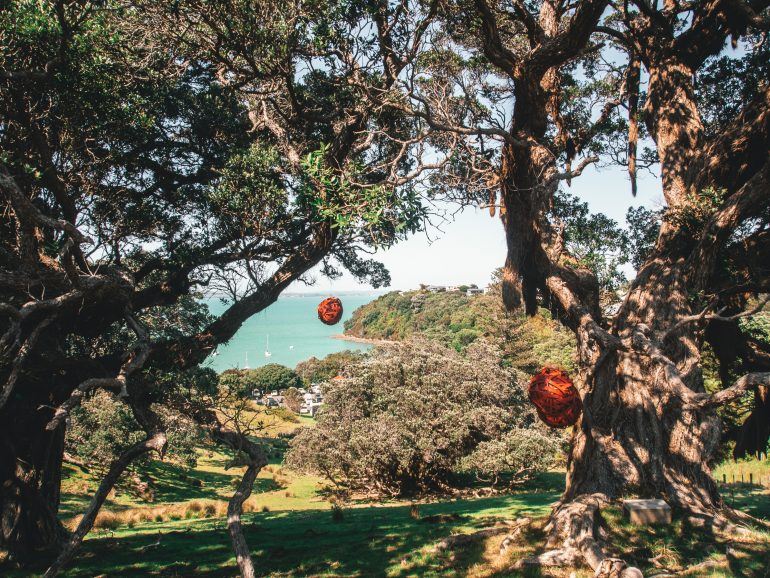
[43,432,167,578]
[691,372,770,408]
[45,311,151,430]
[687,159,770,290]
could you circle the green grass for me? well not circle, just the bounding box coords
[714,456,770,486]
[714,457,770,520]
[12,473,770,578]
[43,443,770,577]
[602,506,770,577]
[21,488,563,577]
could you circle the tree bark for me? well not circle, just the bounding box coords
[0,396,66,563]
[209,426,268,578]
[565,353,723,515]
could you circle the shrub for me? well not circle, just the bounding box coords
[239,364,302,397]
[203,503,218,517]
[283,387,304,413]
[296,350,366,384]
[67,390,203,478]
[460,428,560,486]
[270,407,299,423]
[286,339,559,497]
[94,511,120,530]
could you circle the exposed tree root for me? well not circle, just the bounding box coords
[517,495,642,577]
[718,504,770,532]
[435,527,510,552]
[435,518,531,553]
[498,517,533,554]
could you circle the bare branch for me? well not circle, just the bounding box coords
[662,296,770,342]
[688,160,770,290]
[545,156,600,186]
[690,372,770,408]
[0,317,53,410]
[0,164,91,246]
[473,0,521,78]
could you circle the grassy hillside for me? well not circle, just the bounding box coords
[38,399,770,577]
[343,289,577,372]
[17,469,770,577]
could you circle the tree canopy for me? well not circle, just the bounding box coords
[1,0,438,569]
[225,364,303,397]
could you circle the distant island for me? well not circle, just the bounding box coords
[341,285,576,373]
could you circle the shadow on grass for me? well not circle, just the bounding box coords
[59,458,282,519]
[16,473,768,578]
[15,491,561,577]
[720,483,770,520]
[144,461,280,503]
[600,506,770,577]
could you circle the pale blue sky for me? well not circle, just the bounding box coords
[293,162,664,293]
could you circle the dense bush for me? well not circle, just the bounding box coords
[286,340,559,497]
[67,391,147,468]
[460,429,561,486]
[220,364,303,397]
[295,350,366,384]
[67,391,202,471]
[283,387,304,413]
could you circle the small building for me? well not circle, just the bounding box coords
[299,401,323,417]
[263,394,284,408]
[427,285,446,293]
[466,287,484,296]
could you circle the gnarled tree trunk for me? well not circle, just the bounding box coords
[1,398,66,562]
[565,252,723,515]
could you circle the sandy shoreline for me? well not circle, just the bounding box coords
[331,333,394,346]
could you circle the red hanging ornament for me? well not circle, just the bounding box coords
[317,296,343,325]
[528,366,582,428]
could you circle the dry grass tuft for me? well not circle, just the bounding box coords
[73,499,231,531]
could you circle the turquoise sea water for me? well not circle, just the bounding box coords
[203,292,380,373]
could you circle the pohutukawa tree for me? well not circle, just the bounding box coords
[409,0,770,574]
[0,0,439,573]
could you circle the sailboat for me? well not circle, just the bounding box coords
[264,335,272,358]
[244,352,250,370]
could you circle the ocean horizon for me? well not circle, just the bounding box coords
[202,291,385,373]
